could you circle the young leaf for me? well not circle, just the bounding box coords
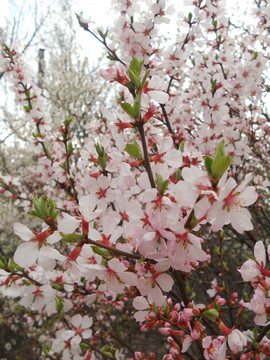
[120,102,136,118]
[61,234,84,243]
[133,93,141,119]
[211,156,232,182]
[204,309,219,322]
[63,116,73,127]
[204,156,213,176]
[95,143,105,157]
[129,57,144,75]
[141,69,150,87]
[92,246,111,257]
[156,173,169,195]
[127,68,142,89]
[126,138,142,159]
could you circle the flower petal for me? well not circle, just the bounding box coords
[13,223,34,241]
[14,242,39,268]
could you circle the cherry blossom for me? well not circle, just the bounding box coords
[207,174,258,233]
[13,223,61,268]
[238,241,266,281]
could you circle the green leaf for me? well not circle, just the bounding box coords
[64,116,73,127]
[68,142,74,154]
[133,93,141,119]
[129,57,144,75]
[24,105,31,112]
[162,301,169,314]
[126,138,142,159]
[102,352,114,359]
[120,102,136,118]
[0,257,6,269]
[204,309,219,322]
[7,258,15,272]
[61,234,83,243]
[152,302,158,314]
[15,264,24,272]
[32,196,46,219]
[42,345,51,355]
[127,68,142,89]
[213,140,226,161]
[141,69,150,87]
[48,199,58,221]
[204,156,213,176]
[56,297,63,312]
[205,141,232,182]
[97,29,108,40]
[253,51,258,60]
[155,173,169,195]
[92,246,111,257]
[22,279,32,286]
[174,169,182,181]
[52,283,63,291]
[95,143,105,157]
[179,142,185,152]
[211,156,232,182]
[189,214,199,229]
[98,154,108,170]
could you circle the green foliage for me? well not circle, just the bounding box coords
[155,173,169,195]
[61,233,83,243]
[204,308,219,322]
[204,140,232,182]
[28,195,58,223]
[95,143,108,170]
[92,245,111,257]
[126,138,143,159]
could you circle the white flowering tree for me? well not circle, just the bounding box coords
[0,1,269,359]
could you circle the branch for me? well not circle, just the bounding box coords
[137,123,156,189]
[85,237,141,260]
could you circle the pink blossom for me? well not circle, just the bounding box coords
[228,329,247,353]
[137,273,173,306]
[13,223,61,268]
[208,174,258,233]
[61,314,93,347]
[238,241,266,281]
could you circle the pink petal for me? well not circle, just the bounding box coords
[254,241,266,267]
[47,231,61,244]
[231,207,252,233]
[118,271,138,286]
[238,187,258,207]
[218,341,226,360]
[88,228,102,241]
[148,90,169,104]
[82,316,93,329]
[58,213,81,234]
[108,258,126,272]
[148,285,165,307]
[71,334,81,347]
[14,242,39,268]
[82,329,92,339]
[156,273,174,292]
[238,259,260,281]
[133,296,149,310]
[71,314,82,327]
[134,310,149,322]
[13,223,33,241]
